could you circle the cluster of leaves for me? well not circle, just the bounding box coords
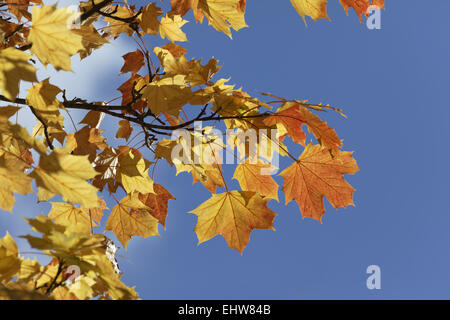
[0,0,385,299]
[0,217,137,299]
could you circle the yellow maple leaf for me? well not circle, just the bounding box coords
[48,202,95,232]
[142,75,192,116]
[290,0,329,25]
[0,48,37,101]
[280,143,359,222]
[17,258,41,283]
[26,79,64,136]
[197,0,248,38]
[0,232,21,281]
[159,14,188,42]
[118,150,154,194]
[30,153,99,208]
[28,4,84,71]
[105,193,159,249]
[0,167,33,212]
[190,191,276,253]
[73,25,109,60]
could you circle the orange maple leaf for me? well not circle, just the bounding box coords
[340,0,385,21]
[280,143,359,222]
[120,49,145,75]
[265,102,342,154]
[264,103,307,145]
[233,160,279,200]
[138,183,175,228]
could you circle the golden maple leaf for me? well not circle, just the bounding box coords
[0,167,33,212]
[159,14,188,42]
[0,232,21,281]
[197,0,247,38]
[30,153,99,208]
[290,0,329,25]
[28,4,84,71]
[48,202,95,232]
[190,191,276,253]
[0,48,37,101]
[142,75,192,116]
[105,193,159,248]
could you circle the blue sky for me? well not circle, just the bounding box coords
[2,0,450,299]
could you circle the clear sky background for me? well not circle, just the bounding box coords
[1,0,450,299]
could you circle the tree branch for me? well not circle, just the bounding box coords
[0,94,272,139]
[28,106,54,150]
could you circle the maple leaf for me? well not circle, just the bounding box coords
[138,184,175,228]
[290,0,329,25]
[154,139,178,166]
[0,167,33,212]
[120,49,145,75]
[170,0,201,18]
[155,46,221,87]
[159,14,188,42]
[233,160,279,200]
[48,202,95,232]
[26,79,66,144]
[30,152,99,208]
[190,162,225,193]
[81,198,108,224]
[117,148,155,194]
[265,102,342,154]
[28,4,84,71]
[142,75,192,116]
[340,0,385,21]
[26,78,62,112]
[0,232,21,281]
[161,43,187,58]
[197,0,248,38]
[190,191,276,253]
[139,3,162,35]
[280,143,359,222]
[79,110,104,128]
[5,0,42,21]
[105,193,159,249]
[73,25,109,60]
[264,102,308,145]
[0,48,37,101]
[92,146,154,194]
[115,120,133,141]
[72,126,107,162]
[17,258,41,283]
